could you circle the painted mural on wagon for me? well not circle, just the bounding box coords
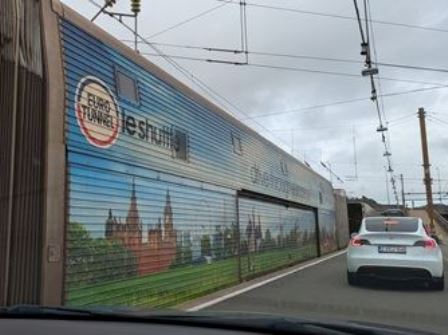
[239,200,318,277]
[66,58,322,291]
[67,173,238,288]
[318,210,338,254]
[67,174,319,290]
[62,20,334,307]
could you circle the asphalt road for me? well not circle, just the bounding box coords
[206,250,448,334]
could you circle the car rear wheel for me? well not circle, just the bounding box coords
[347,271,358,286]
[431,276,444,291]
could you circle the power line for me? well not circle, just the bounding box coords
[137,49,447,87]
[266,112,417,133]
[249,64,444,86]
[430,115,448,125]
[377,62,448,74]
[145,0,232,39]
[387,112,417,124]
[387,116,416,127]
[237,85,448,120]
[345,176,448,181]
[219,0,448,34]
[428,113,448,124]
[126,40,448,75]
[123,40,364,63]
[428,115,448,126]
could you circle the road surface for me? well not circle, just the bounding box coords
[205,249,448,334]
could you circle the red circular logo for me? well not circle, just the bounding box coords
[75,76,120,148]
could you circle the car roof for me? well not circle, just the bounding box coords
[364,216,421,222]
[361,216,424,233]
[380,209,406,216]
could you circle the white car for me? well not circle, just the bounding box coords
[347,216,444,290]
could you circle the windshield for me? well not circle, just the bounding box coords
[365,218,419,232]
[2,0,448,335]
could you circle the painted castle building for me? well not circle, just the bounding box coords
[105,181,177,275]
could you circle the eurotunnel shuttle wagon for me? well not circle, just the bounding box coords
[0,0,349,307]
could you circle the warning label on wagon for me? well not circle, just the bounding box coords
[75,76,120,148]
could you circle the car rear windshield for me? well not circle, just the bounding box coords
[364,218,419,232]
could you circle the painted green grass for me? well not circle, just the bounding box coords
[66,258,239,308]
[241,245,317,280]
[66,246,317,308]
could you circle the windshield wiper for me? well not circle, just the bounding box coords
[0,305,438,335]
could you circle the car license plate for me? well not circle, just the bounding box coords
[378,245,406,254]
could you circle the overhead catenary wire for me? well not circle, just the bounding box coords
[236,85,448,120]
[428,112,448,121]
[216,0,448,34]
[267,111,419,133]
[377,62,448,74]
[427,115,448,126]
[124,40,448,75]
[144,0,233,39]
[122,40,363,63]
[145,0,250,64]
[352,0,400,204]
[134,49,448,87]
[269,123,372,133]
[370,1,399,205]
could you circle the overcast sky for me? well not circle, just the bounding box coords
[62,0,448,205]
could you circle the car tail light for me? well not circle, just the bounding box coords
[414,239,437,249]
[350,236,370,247]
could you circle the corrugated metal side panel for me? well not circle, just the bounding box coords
[318,209,338,255]
[60,20,334,211]
[0,0,45,305]
[334,191,349,249]
[8,68,45,304]
[64,153,238,307]
[0,60,14,306]
[238,197,317,280]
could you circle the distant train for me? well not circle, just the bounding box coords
[0,0,349,307]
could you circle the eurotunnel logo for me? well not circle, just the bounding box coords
[75,76,176,152]
[75,76,120,148]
